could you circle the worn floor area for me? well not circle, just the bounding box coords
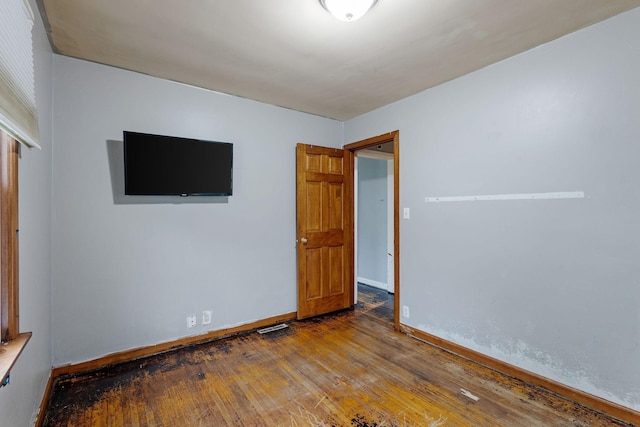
[43,284,632,426]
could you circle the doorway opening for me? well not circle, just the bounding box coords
[345,131,399,329]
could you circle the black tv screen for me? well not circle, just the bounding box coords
[123,131,233,196]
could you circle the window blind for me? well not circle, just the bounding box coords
[0,0,40,149]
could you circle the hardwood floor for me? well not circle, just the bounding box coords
[43,285,632,426]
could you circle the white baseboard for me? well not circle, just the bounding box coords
[357,277,389,292]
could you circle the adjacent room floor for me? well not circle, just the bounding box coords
[42,285,631,426]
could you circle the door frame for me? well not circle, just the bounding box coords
[345,131,400,330]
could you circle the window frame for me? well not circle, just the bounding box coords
[1,129,19,341]
[0,129,30,386]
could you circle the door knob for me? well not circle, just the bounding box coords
[300,237,308,243]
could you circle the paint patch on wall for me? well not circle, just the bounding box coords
[416,323,640,411]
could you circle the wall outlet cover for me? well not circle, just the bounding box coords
[187,315,197,328]
[402,305,410,318]
[202,310,212,325]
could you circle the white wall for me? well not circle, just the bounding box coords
[345,8,640,411]
[357,157,388,287]
[0,1,54,424]
[51,56,342,366]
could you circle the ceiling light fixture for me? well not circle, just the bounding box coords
[320,0,378,22]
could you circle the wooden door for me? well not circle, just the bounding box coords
[296,144,353,319]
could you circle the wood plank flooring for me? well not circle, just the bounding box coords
[42,285,632,426]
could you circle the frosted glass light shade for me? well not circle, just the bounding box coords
[320,0,378,22]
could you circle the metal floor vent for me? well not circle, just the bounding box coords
[257,323,288,334]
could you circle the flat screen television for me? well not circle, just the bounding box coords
[123,131,233,196]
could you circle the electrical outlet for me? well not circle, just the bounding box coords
[402,305,410,318]
[186,314,197,328]
[202,310,212,325]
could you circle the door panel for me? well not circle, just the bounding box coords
[328,246,344,295]
[306,249,322,299]
[328,183,343,230]
[297,144,353,319]
[306,182,322,231]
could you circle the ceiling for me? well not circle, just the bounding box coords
[38,0,640,121]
